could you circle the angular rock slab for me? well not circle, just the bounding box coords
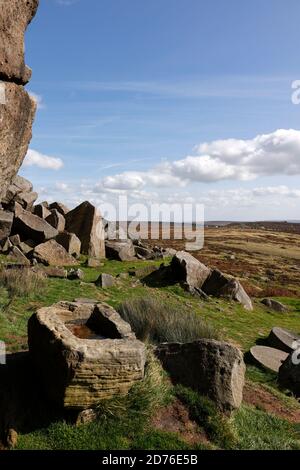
[56,232,81,257]
[156,339,245,413]
[0,83,36,201]
[0,210,13,241]
[250,345,288,373]
[170,251,211,289]
[33,240,77,266]
[12,208,58,243]
[268,327,300,354]
[28,301,146,409]
[0,0,39,84]
[65,201,105,259]
[105,240,136,261]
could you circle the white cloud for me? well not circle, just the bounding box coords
[95,129,300,190]
[23,149,64,170]
[28,92,45,110]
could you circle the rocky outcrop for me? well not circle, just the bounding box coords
[49,202,69,216]
[156,339,245,413]
[0,1,39,200]
[32,240,77,266]
[0,211,13,240]
[2,176,37,211]
[0,0,39,84]
[46,209,65,232]
[0,85,36,201]
[55,232,81,258]
[28,301,146,409]
[65,201,105,259]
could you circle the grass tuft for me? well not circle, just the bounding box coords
[0,268,46,298]
[118,297,219,344]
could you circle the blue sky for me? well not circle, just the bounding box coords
[20,0,300,220]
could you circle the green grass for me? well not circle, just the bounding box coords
[1,256,300,450]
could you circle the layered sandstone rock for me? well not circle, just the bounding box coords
[0,0,39,201]
[28,301,146,409]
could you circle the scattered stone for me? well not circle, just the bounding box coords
[33,240,77,266]
[171,251,211,289]
[33,203,51,219]
[86,257,104,268]
[156,339,245,413]
[105,240,136,261]
[250,345,288,373]
[46,209,65,232]
[7,246,30,265]
[0,211,13,240]
[67,268,85,281]
[95,273,116,288]
[12,208,58,243]
[28,301,146,408]
[202,269,253,311]
[65,201,105,259]
[49,202,70,216]
[268,327,300,353]
[129,265,159,278]
[278,353,300,397]
[135,245,160,260]
[261,298,288,313]
[43,267,68,279]
[56,232,81,258]
[75,409,98,426]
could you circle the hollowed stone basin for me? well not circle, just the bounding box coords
[28,301,146,409]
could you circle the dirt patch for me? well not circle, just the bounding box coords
[243,382,300,423]
[151,398,210,446]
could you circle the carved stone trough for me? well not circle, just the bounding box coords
[28,301,146,409]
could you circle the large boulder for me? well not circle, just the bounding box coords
[278,352,300,397]
[33,203,51,219]
[32,240,77,266]
[156,339,245,413]
[105,240,136,261]
[56,232,81,258]
[0,84,36,201]
[12,208,58,243]
[170,251,211,289]
[49,202,69,216]
[28,301,146,409]
[0,211,13,241]
[65,201,105,259]
[0,0,39,84]
[202,269,253,311]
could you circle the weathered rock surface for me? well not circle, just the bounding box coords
[268,327,300,354]
[0,211,13,240]
[250,345,288,373]
[0,84,36,201]
[105,240,136,261]
[32,240,77,266]
[278,352,300,397]
[202,269,253,311]
[65,201,105,259]
[7,246,30,265]
[171,251,211,289]
[33,204,51,219]
[12,208,58,243]
[49,202,70,216]
[67,268,84,280]
[28,301,146,409]
[156,339,245,412]
[46,209,65,232]
[261,298,287,313]
[0,0,39,84]
[95,273,116,288]
[56,232,81,257]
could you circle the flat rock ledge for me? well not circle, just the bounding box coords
[28,301,146,409]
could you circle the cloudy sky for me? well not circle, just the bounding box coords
[21,0,300,221]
